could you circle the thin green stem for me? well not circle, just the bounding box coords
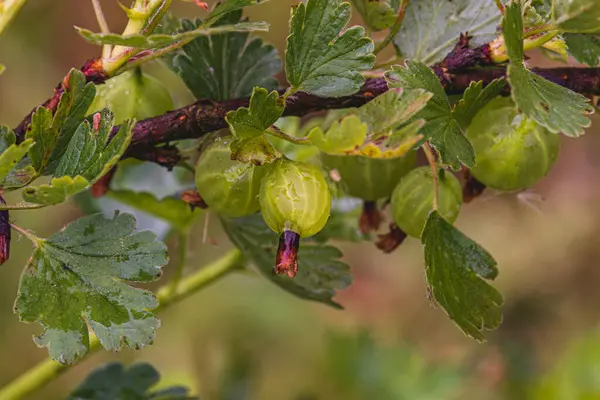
[524,30,560,51]
[0,0,27,39]
[167,232,189,297]
[0,249,243,400]
[266,126,311,146]
[374,0,409,55]
[523,24,557,38]
[91,0,112,59]
[9,223,40,245]
[423,142,438,211]
[493,0,505,13]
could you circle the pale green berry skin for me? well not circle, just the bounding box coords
[321,151,416,201]
[466,97,560,191]
[87,70,173,124]
[391,166,462,238]
[195,136,265,218]
[259,159,331,238]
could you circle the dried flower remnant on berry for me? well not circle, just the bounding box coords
[0,196,10,265]
[275,230,300,278]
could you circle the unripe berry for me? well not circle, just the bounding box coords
[259,159,332,277]
[466,97,560,191]
[195,136,265,218]
[391,166,462,238]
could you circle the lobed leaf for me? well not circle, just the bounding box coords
[385,61,475,169]
[553,0,600,33]
[504,2,593,137]
[0,126,34,183]
[67,362,195,400]
[452,79,507,129]
[15,213,168,364]
[171,11,281,101]
[107,190,201,232]
[421,211,503,342]
[349,0,396,31]
[393,0,501,65]
[308,115,368,154]
[76,22,269,49]
[286,0,375,97]
[565,33,600,66]
[204,0,266,27]
[221,214,352,309]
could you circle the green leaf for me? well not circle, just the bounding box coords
[171,11,281,101]
[22,110,135,206]
[68,362,195,400]
[76,22,269,49]
[0,127,34,183]
[308,115,368,154]
[28,69,97,174]
[204,0,265,27]
[221,214,352,309]
[107,190,201,232]
[452,79,507,129]
[393,0,501,64]
[565,33,600,66]
[553,0,600,33]
[350,0,396,31]
[385,61,475,169]
[504,2,593,137]
[286,0,375,97]
[15,213,167,364]
[421,211,503,342]
[225,87,284,164]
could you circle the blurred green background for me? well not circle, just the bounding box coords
[2,1,600,399]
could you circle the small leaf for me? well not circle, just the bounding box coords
[386,61,475,169]
[107,190,201,232]
[22,176,90,206]
[0,127,34,183]
[221,214,352,309]
[421,211,503,342]
[393,0,501,64]
[286,0,375,97]
[504,2,593,137]
[67,362,195,400]
[553,0,600,33]
[171,11,281,101]
[76,22,269,49]
[204,0,265,27]
[15,213,167,364]
[26,107,53,172]
[452,79,507,129]
[565,33,600,66]
[350,0,396,31]
[308,115,368,154]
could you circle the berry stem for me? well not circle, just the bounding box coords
[423,142,439,211]
[374,0,409,55]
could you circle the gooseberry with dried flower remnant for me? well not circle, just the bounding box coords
[259,159,332,278]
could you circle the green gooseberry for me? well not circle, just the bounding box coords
[466,97,560,191]
[195,136,265,218]
[391,166,462,238]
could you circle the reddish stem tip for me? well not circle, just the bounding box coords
[275,230,300,278]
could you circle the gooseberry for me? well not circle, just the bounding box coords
[466,97,560,192]
[195,136,265,218]
[391,166,462,238]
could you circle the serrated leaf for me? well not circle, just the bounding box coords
[553,0,600,33]
[504,2,593,137]
[308,115,368,154]
[22,110,135,206]
[68,362,195,400]
[76,22,269,49]
[286,0,375,97]
[0,127,34,183]
[221,214,352,309]
[15,213,167,364]
[350,0,396,31]
[107,190,201,232]
[385,61,475,169]
[421,211,503,342]
[171,11,281,101]
[204,0,265,27]
[565,33,600,66]
[453,79,507,129]
[43,69,97,174]
[393,0,501,64]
